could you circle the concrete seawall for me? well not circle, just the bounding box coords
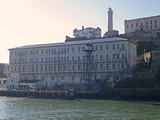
[0,88,160,100]
[100,88,160,100]
[0,90,72,99]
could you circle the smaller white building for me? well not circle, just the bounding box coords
[73,26,101,39]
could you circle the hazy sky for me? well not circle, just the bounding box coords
[0,0,160,63]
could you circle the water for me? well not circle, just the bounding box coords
[0,97,160,120]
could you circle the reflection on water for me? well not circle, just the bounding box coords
[0,97,160,120]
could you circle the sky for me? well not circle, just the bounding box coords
[0,0,160,63]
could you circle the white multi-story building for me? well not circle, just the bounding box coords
[73,26,101,39]
[125,15,160,34]
[8,37,136,89]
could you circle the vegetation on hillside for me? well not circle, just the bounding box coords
[114,66,160,88]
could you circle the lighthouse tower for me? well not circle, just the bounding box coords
[108,7,113,31]
[104,7,119,38]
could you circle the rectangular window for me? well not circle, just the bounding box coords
[95,55,98,60]
[78,47,80,52]
[100,55,103,60]
[54,49,56,53]
[112,54,115,59]
[72,64,74,70]
[58,64,60,70]
[78,56,80,61]
[36,66,38,71]
[95,64,98,70]
[63,64,66,71]
[113,44,115,50]
[106,45,109,50]
[95,46,98,51]
[67,56,69,61]
[131,24,133,27]
[64,48,66,53]
[106,54,109,59]
[100,64,103,70]
[112,63,115,69]
[127,25,129,28]
[117,54,119,59]
[155,20,157,23]
[72,56,74,61]
[121,44,124,49]
[78,64,81,70]
[72,47,74,52]
[64,56,66,61]
[106,64,109,70]
[100,45,102,50]
[54,65,56,71]
[41,66,43,71]
[61,57,63,61]
[122,63,124,68]
[117,44,119,49]
[118,63,120,69]
[155,25,157,28]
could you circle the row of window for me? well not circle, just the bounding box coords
[22,76,75,81]
[146,25,157,29]
[11,44,125,56]
[11,62,125,72]
[126,19,158,28]
[10,53,126,64]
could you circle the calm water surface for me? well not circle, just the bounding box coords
[0,97,160,120]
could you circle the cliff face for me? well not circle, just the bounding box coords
[150,51,160,69]
[134,51,160,80]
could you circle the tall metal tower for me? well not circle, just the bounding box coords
[82,42,95,90]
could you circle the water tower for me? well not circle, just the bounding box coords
[82,42,95,90]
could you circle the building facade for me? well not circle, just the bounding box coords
[8,37,136,89]
[125,15,160,34]
[73,26,101,39]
